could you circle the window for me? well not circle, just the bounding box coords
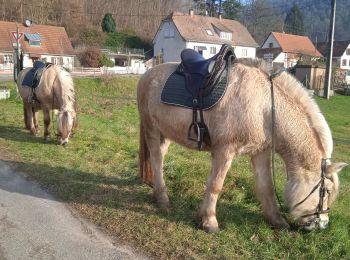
[164,28,175,38]
[210,47,216,54]
[346,49,350,55]
[206,29,213,36]
[25,33,41,47]
[348,59,350,66]
[51,57,61,65]
[269,42,273,48]
[220,32,232,41]
[4,54,13,64]
[242,49,248,57]
[342,59,347,66]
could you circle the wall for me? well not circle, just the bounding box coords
[153,21,186,62]
[339,45,350,70]
[234,46,256,59]
[261,34,280,48]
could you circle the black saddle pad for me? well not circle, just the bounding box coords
[161,66,228,110]
[22,61,47,88]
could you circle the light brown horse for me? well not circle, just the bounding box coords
[137,59,347,232]
[17,65,76,145]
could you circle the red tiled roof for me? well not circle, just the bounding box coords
[169,12,258,48]
[266,32,322,57]
[0,21,74,56]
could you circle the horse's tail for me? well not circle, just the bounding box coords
[139,120,154,187]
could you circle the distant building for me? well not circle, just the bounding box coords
[257,32,323,68]
[317,41,350,70]
[0,21,75,70]
[153,10,258,63]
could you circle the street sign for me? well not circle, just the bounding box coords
[11,31,23,40]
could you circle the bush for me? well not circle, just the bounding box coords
[79,27,106,47]
[100,53,114,67]
[79,47,102,67]
[101,13,116,33]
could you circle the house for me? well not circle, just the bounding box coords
[0,21,75,70]
[153,10,259,63]
[257,32,322,68]
[316,41,350,70]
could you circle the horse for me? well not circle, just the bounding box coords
[137,58,347,232]
[17,64,77,145]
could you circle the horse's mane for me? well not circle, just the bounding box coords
[233,58,333,158]
[53,65,75,112]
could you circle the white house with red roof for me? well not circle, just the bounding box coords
[153,10,259,63]
[257,32,323,68]
[0,21,75,70]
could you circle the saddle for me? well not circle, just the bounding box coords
[176,44,235,149]
[22,61,52,104]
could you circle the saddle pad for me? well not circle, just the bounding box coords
[22,61,46,88]
[161,66,228,110]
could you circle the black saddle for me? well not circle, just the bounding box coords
[176,44,235,149]
[22,61,48,89]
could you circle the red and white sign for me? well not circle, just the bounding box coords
[11,31,23,41]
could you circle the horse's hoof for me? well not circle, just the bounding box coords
[44,136,51,142]
[200,222,220,233]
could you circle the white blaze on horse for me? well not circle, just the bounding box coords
[137,55,347,232]
[17,64,77,145]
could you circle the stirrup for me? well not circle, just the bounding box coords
[188,122,208,150]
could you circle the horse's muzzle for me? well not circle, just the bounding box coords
[301,214,329,231]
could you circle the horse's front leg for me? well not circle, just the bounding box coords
[251,149,289,229]
[43,109,51,141]
[198,146,234,233]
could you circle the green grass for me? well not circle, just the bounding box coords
[0,78,349,259]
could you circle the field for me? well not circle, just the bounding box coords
[0,77,349,259]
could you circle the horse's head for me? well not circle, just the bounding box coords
[285,161,347,230]
[56,110,76,145]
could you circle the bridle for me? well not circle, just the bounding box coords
[269,72,331,226]
[292,158,330,220]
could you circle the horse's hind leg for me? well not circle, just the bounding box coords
[198,146,234,233]
[24,103,37,135]
[251,149,289,229]
[146,128,171,209]
[23,102,30,130]
[43,109,51,141]
[33,108,39,132]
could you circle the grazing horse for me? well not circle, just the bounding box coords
[17,64,76,145]
[137,58,347,232]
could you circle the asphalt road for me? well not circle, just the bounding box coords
[0,160,148,260]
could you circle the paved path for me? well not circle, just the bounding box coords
[0,160,148,260]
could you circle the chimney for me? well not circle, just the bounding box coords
[189,9,194,17]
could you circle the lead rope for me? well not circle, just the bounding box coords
[269,70,287,211]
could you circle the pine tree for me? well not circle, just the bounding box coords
[101,13,116,33]
[284,4,305,35]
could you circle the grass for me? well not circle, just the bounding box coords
[0,77,349,259]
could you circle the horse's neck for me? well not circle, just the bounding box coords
[276,107,321,175]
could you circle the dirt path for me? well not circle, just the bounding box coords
[0,159,148,260]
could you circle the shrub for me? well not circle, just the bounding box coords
[101,13,116,33]
[79,47,102,67]
[100,53,114,67]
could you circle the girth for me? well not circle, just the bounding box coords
[176,44,235,149]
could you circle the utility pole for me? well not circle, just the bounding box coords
[323,0,336,99]
[13,24,21,82]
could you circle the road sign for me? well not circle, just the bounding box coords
[11,31,23,41]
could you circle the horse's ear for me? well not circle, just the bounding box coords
[327,162,348,176]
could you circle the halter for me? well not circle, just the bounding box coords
[292,159,330,220]
[269,72,331,227]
